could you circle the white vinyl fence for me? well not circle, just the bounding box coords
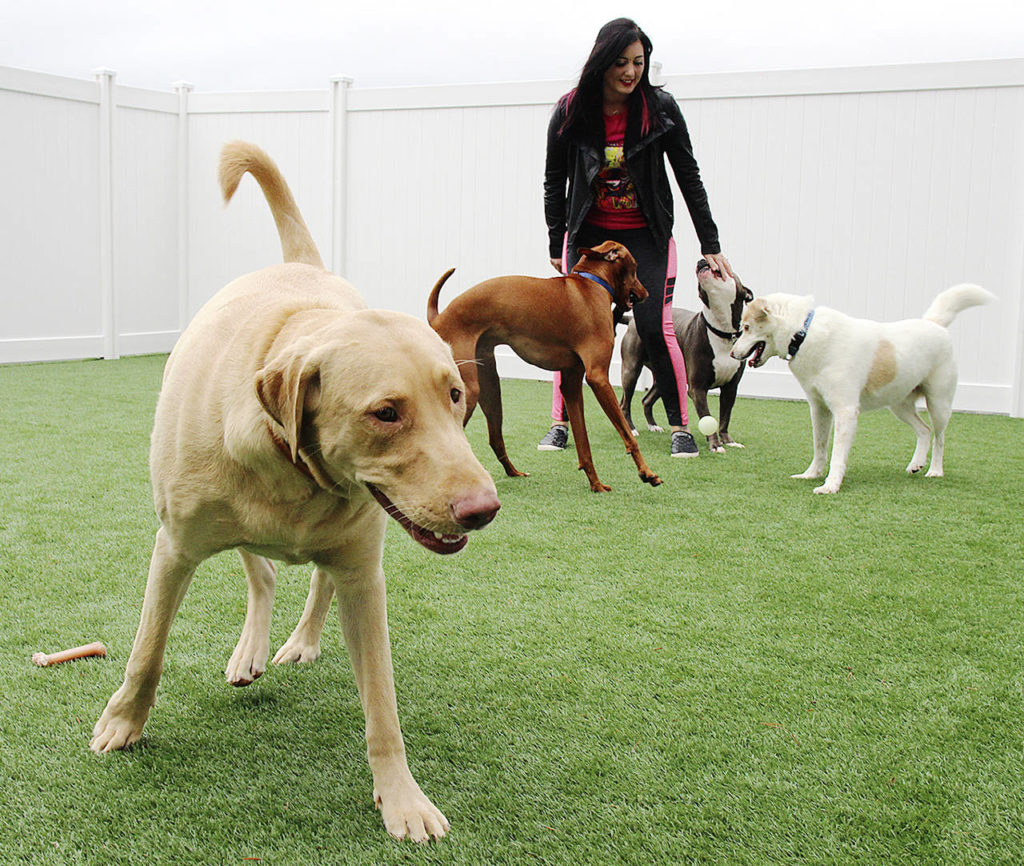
[2,60,1023,416]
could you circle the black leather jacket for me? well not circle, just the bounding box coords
[544,89,720,259]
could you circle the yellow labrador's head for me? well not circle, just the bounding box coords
[255,310,499,554]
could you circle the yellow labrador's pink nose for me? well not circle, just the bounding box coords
[451,491,500,530]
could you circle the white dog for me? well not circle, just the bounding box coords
[731,284,993,493]
[90,141,500,842]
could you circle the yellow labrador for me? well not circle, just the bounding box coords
[90,141,500,843]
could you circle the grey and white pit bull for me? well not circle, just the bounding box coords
[619,259,753,453]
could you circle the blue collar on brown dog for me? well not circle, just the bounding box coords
[574,271,615,300]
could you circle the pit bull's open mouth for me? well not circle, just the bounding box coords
[696,259,712,275]
[366,484,468,555]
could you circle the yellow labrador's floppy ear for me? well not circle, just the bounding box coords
[255,350,322,462]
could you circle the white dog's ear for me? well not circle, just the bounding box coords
[255,352,322,461]
[748,298,772,321]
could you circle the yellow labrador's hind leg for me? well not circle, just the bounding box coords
[225,551,276,686]
[272,566,335,665]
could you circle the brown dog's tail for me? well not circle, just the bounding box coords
[427,268,456,325]
[218,141,324,269]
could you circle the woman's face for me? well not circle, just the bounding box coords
[602,39,645,103]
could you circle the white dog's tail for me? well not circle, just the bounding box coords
[218,140,324,269]
[922,283,995,328]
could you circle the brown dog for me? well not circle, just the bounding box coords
[427,243,662,492]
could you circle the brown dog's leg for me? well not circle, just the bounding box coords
[584,368,662,487]
[560,368,608,492]
[476,349,527,478]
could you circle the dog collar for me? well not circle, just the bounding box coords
[701,313,741,341]
[574,271,615,301]
[266,422,344,495]
[786,309,816,360]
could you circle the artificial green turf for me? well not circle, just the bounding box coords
[1,355,1021,864]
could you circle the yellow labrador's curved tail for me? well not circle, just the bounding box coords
[218,140,324,270]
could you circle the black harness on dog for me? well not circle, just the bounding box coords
[786,309,816,360]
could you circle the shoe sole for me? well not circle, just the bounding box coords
[671,451,700,458]
[537,445,566,452]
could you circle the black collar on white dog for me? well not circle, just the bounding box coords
[701,313,741,341]
[787,309,816,359]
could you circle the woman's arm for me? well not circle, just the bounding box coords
[660,95,721,258]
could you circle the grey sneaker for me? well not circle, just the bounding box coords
[671,430,699,458]
[537,425,569,451]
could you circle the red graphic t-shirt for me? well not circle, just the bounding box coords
[585,110,648,231]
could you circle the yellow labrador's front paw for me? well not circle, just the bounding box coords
[90,695,150,753]
[813,480,841,494]
[374,783,450,843]
[226,633,269,686]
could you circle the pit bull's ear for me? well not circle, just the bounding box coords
[742,285,754,302]
[255,352,322,462]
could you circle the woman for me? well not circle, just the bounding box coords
[539,18,733,458]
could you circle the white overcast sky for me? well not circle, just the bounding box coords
[2,0,1022,92]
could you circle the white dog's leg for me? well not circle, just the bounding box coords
[815,405,859,494]
[924,390,954,478]
[272,566,334,665]
[335,567,450,843]
[91,527,197,752]
[792,397,831,480]
[890,398,932,474]
[226,551,276,685]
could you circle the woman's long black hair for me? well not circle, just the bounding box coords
[559,18,658,138]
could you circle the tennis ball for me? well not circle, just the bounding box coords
[697,415,719,436]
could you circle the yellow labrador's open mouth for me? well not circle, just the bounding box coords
[366,484,468,555]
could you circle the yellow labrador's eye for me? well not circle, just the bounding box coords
[374,406,399,423]
[450,388,462,404]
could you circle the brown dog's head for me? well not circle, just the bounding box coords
[255,311,499,553]
[574,241,647,317]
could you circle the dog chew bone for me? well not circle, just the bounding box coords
[32,642,107,667]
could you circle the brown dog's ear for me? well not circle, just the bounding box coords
[579,243,622,262]
[255,352,322,461]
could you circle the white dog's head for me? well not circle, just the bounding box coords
[731,294,815,367]
[255,310,499,554]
